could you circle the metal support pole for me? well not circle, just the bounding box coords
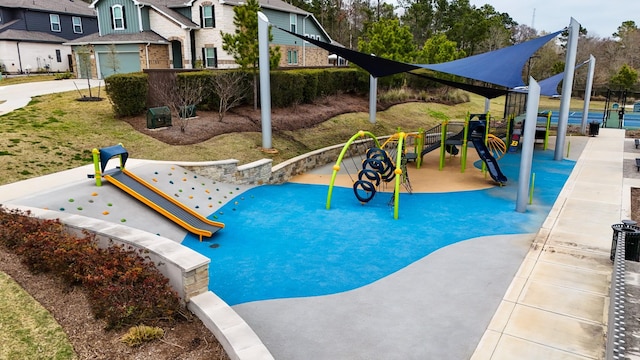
[517,77,540,213]
[581,55,596,134]
[554,18,579,160]
[369,74,377,124]
[257,12,272,150]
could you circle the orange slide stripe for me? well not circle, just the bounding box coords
[122,169,225,228]
[104,174,212,238]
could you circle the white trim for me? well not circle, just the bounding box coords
[112,4,125,30]
[137,4,144,32]
[72,16,83,34]
[50,14,61,32]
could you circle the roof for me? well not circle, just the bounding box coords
[126,1,199,28]
[0,28,68,43]
[224,0,310,15]
[64,30,168,45]
[1,0,96,17]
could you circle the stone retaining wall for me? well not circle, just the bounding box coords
[181,137,381,185]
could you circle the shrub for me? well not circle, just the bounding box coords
[105,73,149,117]
[0,206,182,330]
[54,71,73,80]
[120,325,165,347]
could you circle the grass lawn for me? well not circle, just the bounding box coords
[0,74,58,86]
[0,87,606,186]
[0,86,607,357]
[0,272,74,360]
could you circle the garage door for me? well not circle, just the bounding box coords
[97,52,141,79]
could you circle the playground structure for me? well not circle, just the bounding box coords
[326,116,508,219]
[325,131,411,219]
[408,113,508,183]
[508,111,552,153]
[89,144,224,241]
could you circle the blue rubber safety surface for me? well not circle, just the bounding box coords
[182,150,576,306]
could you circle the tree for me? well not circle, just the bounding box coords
[416,33,465,64]
[151,73,206,132]
[358,18,416,62]
[221,0,281,110]
[400,0,437,46]
[102,44,120,77]
[211,71,249,122]
[613,20,638,39]
[75,45,95,98]
[610,64,638,90]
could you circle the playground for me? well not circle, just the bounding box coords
[2,132,589,359]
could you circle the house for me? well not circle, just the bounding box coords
[65,0,333,79]
[0,0,98,74]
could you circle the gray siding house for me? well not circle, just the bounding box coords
[0,0,98,74]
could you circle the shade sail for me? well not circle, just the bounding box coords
[513,59,590,96]
[410,72,510,99]
[538,59,589,96]
[274,25,562,97]
[416,31,563,88]
[276,27,421,78]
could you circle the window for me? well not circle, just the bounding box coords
[289,13,296,33]
[201,5,214,28]
[55,49,62,63]
[72,16,83,34]
[50,14,61,32]
[287,49,298,65]
[203,47,217,68]
[111,5,125,30]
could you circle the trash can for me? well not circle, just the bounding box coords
[588,121,600,136]
[611,220,640,261]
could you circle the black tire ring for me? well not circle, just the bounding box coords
[353,180,377,202]
[358,169,381,187]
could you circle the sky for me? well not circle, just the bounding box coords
[468,0,640,38]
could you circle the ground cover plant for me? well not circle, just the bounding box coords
[0,83,607,358]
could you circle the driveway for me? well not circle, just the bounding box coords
[0,78,103,116]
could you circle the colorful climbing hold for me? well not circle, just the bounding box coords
[91,192,98,196]
[103,211,109,215]
[120,219,126,222]
[68,198,75,202]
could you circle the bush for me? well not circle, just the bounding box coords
[0,206,182,330]
[54,71,73,80]
[105,73,149,117]
[120,325,165,347]
[271,71,305,107]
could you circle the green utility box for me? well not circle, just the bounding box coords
[179,104,197,118]
[147,106,172,129]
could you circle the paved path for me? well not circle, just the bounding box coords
[473,128,623,359]
[0,79,103,115]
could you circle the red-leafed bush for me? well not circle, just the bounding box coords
[0,206,181,329]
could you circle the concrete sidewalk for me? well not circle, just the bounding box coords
[0,79,103,115]
[472,128,624,359]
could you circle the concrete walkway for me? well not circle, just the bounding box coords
[472,128,624,359]
[0,79,103,115]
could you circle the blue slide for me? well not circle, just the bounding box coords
[470,135,507,185]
